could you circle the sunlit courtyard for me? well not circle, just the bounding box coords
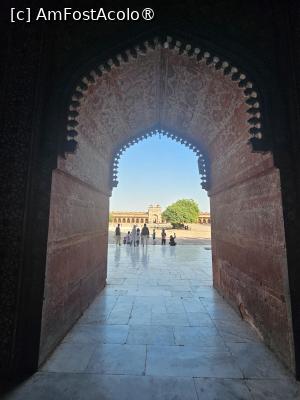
[108,223,211,245]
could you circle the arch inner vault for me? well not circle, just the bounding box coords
[41,39,294,372]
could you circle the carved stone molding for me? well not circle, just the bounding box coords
[110,128,209,190]
[64,34,267,190]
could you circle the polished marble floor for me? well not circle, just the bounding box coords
[5,244,300,399]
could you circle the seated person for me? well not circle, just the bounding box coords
[169,235,177,246]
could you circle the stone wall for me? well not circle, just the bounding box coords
[210,157,293,367]
[54,46,294,370]
[39,140,110,363]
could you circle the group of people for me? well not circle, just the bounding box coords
[115,224,177,247]
[126,224,149,247]
[161,228,176,246]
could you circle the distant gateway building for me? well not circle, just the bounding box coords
[111,205,211,225]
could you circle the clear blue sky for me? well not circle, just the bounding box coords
[110,134,210,212]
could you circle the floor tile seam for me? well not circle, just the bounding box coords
[221,337,247,380]
[127,302,135,325]
[192,377,201,400]
[82,307,115,318]
[144,345,148,376]
[170,326,177,346]
[83,369,296,381]
[56,370,148,377]
[243,379,259,400]
[143,343,233,353]
[77,322,130,328]
[37,371,295,381]
[33,370,192,382]
[189,303,216,329]
[78,316,112,324]
[79,342,99,373]
[210,317,229,344]
[103,296,121,319]
[219,329,258,343]
[143,372,245,379]
[182,299,196,316]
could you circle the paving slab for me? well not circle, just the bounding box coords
[4,244,298,400]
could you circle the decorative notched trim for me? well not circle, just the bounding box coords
[63,34,270,174]
[110,128,210,191]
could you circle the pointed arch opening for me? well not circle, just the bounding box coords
[39,35,294,375]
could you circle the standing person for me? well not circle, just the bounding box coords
[126,231,132,245]
[136,228,140,246]
[152,228,156,245]
[141,223,149,247]
[161,228,166,245]
[115,224,121,246]
[131,225,137,247]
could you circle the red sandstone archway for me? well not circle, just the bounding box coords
[40,37,294,372]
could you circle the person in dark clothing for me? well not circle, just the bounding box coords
[152,229,156,245]
[161,228,166,245]
[115,224,121,246]
[136,228,140,246]
[141,224,149,247]
[169,235,177,246]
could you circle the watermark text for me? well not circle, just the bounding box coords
[10,7,155,23]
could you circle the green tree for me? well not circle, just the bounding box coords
[162,199,200,227]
